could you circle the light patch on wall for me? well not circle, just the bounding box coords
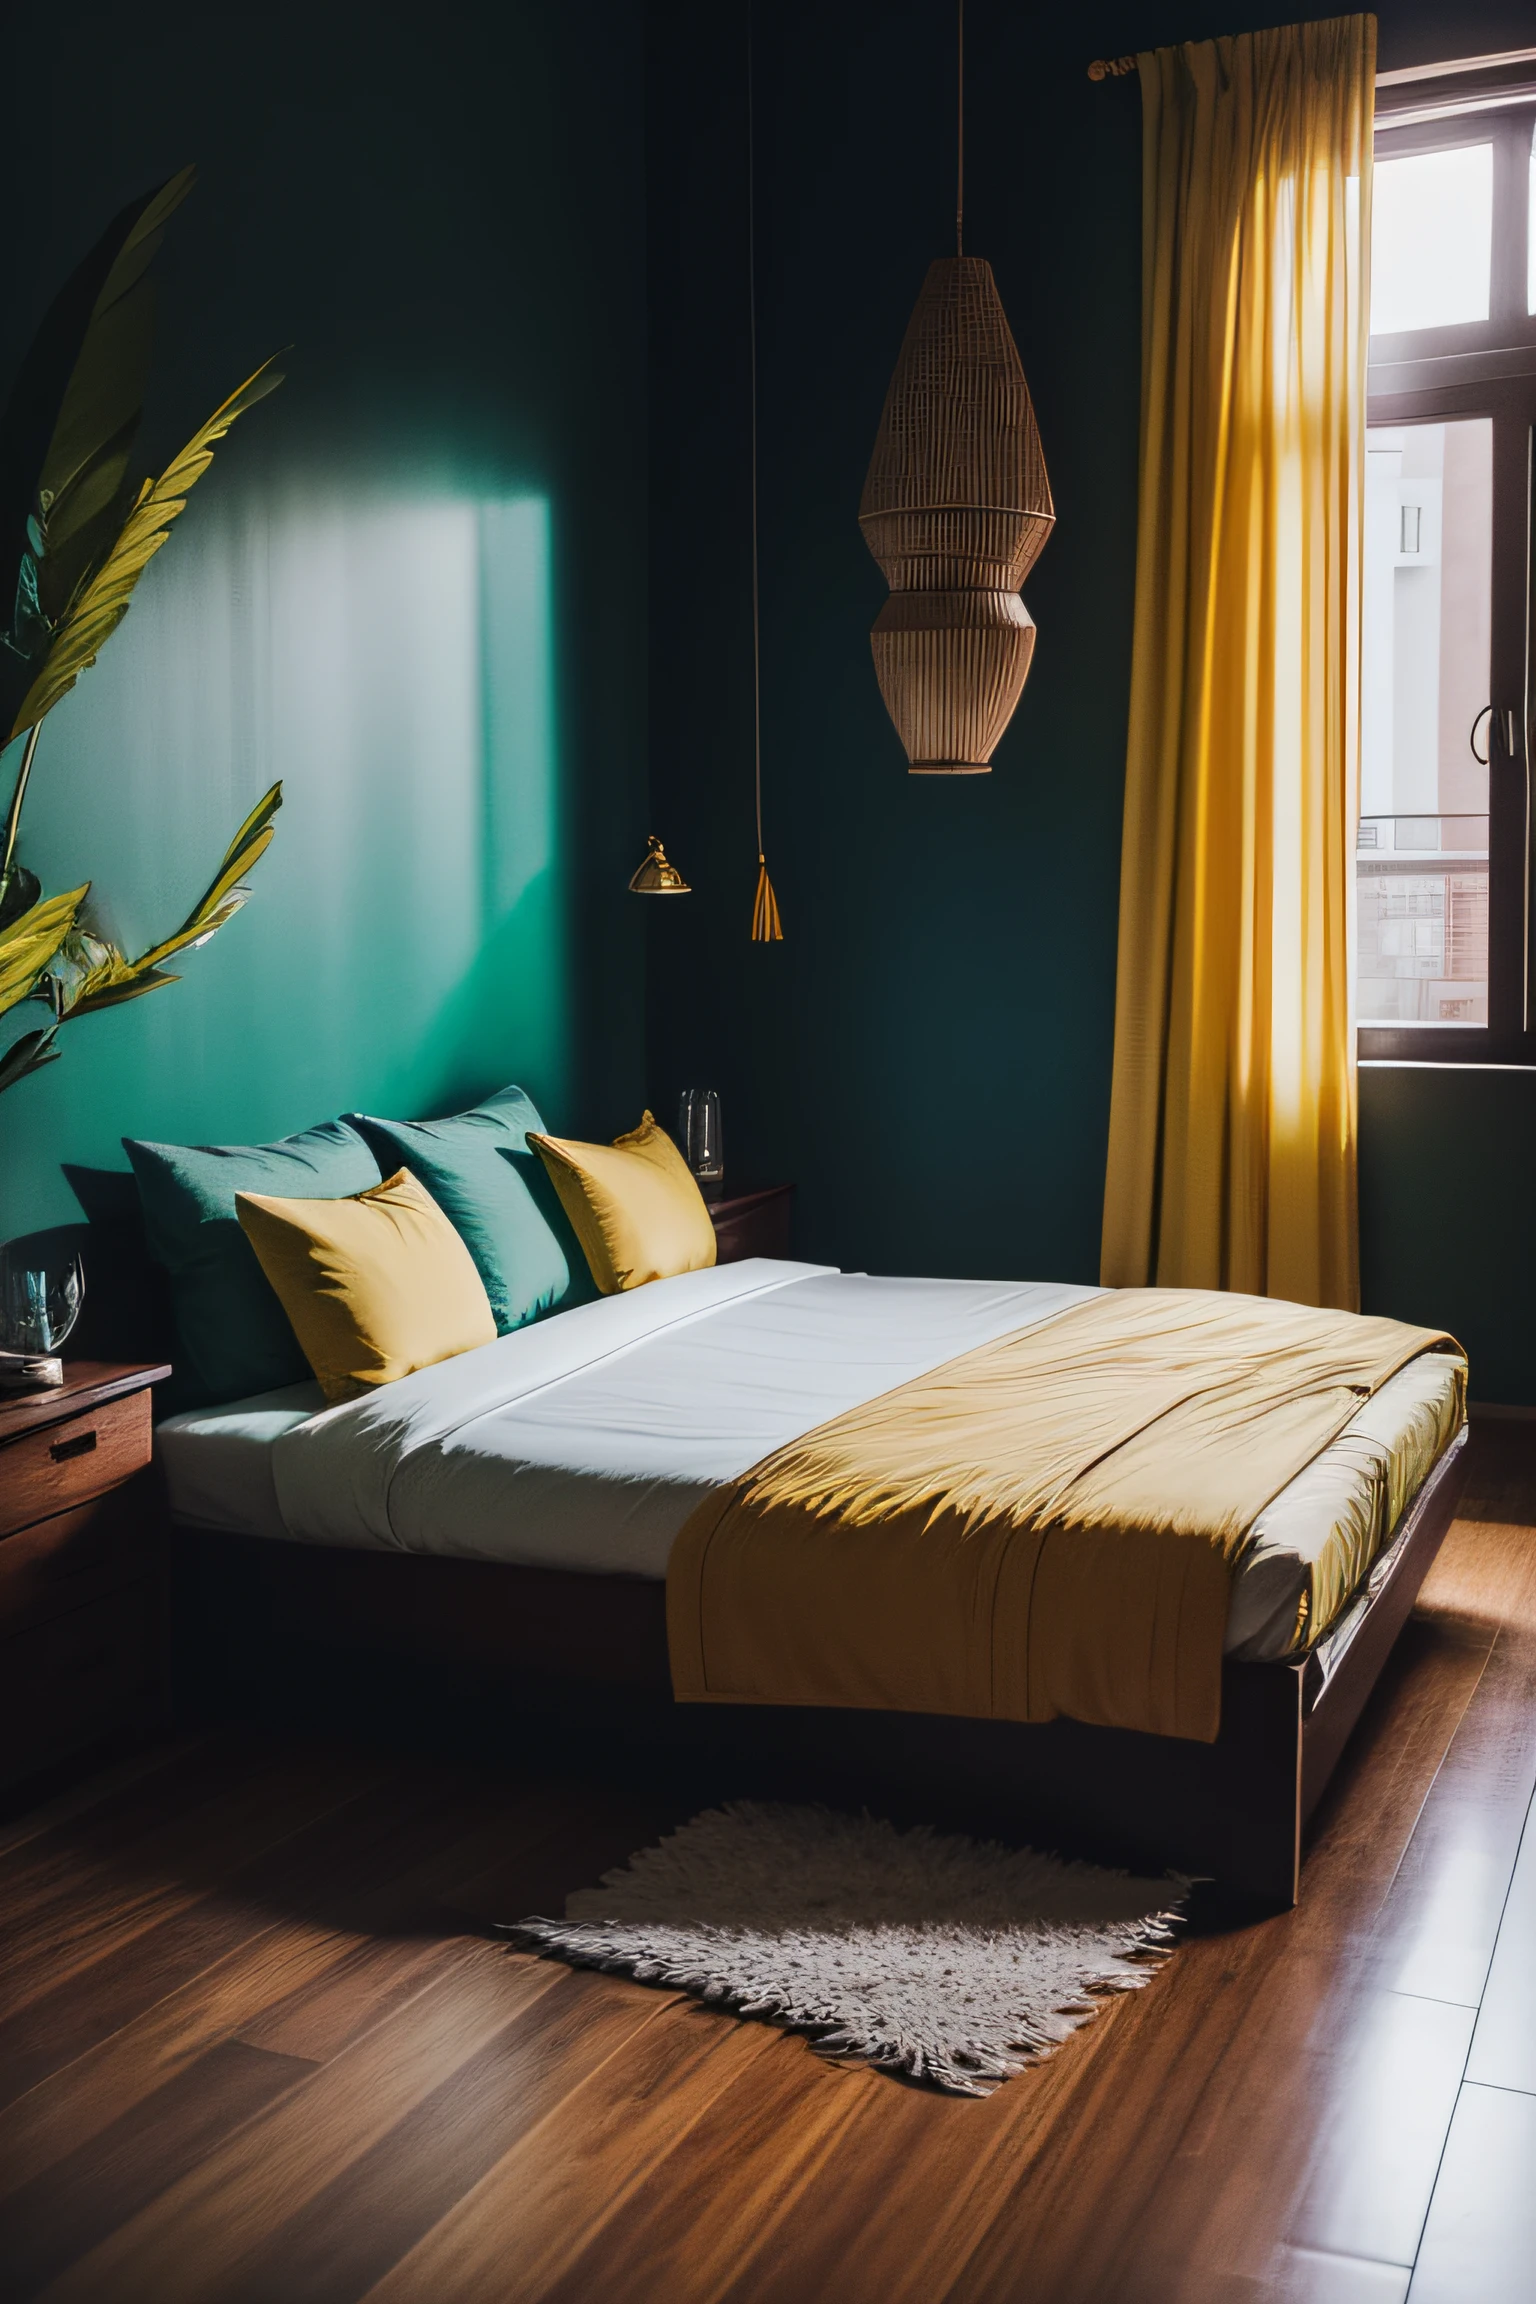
[0,480,567,1229]
[430,493,568,1110]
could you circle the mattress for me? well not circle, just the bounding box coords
[157,1258,1464,1664]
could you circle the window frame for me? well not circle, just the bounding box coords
[1359,90,1536,1065]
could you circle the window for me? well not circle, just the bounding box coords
[1372,144,1493,331]
[1359,418,1491,1026]
[1360,55,1536,1062]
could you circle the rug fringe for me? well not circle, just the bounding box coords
[497,1805,1192,2098]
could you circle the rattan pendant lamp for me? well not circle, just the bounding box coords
[859,0,1054,772]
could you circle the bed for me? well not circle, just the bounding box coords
[160,1258,1468,1906]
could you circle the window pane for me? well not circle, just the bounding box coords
[1359,420,1492,1026]
[1370,145,1493,333]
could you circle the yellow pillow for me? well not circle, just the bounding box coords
[235,1167,496,1403]
[528,1111,716,1294]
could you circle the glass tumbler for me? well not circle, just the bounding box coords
[1,1250,85,1354]
[677,1088,724,1188]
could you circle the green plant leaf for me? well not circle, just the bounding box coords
[128,779,282,974]
[63,782,281,1019]
[0,169,196,727]
[58,924,180,1016]
[68,965,181,1014]
[8,357,286,742]
[0,885,86,1018]
[0,860,41,933]
[0,1022,63,1094]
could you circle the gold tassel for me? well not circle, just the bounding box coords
[751,854,783,942]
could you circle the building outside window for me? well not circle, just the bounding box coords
[1358,55,1536,1060]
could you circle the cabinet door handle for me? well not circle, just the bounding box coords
[50,1429,98,1463]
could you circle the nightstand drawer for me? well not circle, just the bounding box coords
[0,1390,152,1537]
[0,1483,160,1635]
[0,1582,162,1790]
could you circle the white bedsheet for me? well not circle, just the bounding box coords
[157,1259,1463,1661]
[281,1262,1097,1565]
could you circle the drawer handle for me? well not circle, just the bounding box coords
[50,1429,98,1463]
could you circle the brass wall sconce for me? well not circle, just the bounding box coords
[628,835,692,894]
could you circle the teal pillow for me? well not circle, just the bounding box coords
[124,1121,382,1407]
[344,1085,569,1334]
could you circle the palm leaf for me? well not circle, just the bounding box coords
[62,935,187,1019]
[8,357,286,743]
[130,779,281,972]
[0,169,195,726]
[54,927,172,1016]
[0,1023,63,1094]
[64,782,281,1019]
[0,861,41,934]
[0,885,86,1018]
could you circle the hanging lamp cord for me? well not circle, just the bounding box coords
[956,0,964,255]
[747,1,782,941]
[748,3,763,868]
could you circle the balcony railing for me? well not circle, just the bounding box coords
[1356,813,1488,1026]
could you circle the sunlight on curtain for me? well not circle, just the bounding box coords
[1101,15,1374,1310]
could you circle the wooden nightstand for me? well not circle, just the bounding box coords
[707,1184,795,1264]
[0,1359,171,1798]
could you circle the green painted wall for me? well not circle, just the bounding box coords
[0,0,649,1236]
[645,0,1536,1402]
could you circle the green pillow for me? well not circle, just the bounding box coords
[124,1121,382,1406]
[344,1085,569,1334]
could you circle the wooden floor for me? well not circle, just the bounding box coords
[3,1428,1536,2303]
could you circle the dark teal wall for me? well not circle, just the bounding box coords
[1359,1065,1536,1405]
[0,1,649,1236]
[645,0,1536,1401]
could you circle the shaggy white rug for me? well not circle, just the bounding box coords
[503,1802,1187,2096]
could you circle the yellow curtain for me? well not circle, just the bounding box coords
[1101,15,1374,1311]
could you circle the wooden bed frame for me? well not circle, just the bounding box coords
[173,1424,1468,1910]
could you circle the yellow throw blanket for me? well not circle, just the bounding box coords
[666,1289,1459,1743]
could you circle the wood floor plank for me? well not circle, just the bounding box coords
[1464,1783,1536,2093]
[1274,2251,1411,2303]
[0,1743,383,2024]
[205,1966,672,2304]
[0,1738,250,1883]
[0,1741,195,1863]
[0,1767,510,2112]
[1290,1617,1494,1957]
[1421,1492,1536,1634]
[0,1780,572,2189]
[0,2040,316,2300]
[0,1735,373,1918]
[0,1891,311,2120]
[1405,2082,1536,2302]
[1285,1991,1474,2268]
[0,1921,383,2199]
[437,1792,698,1937]
[1367,1629,1536,2008]
[868,1938,1342,2304]
[228,1928,471,2066]
[32,1948,556,2304]
[357,2000,787,2304]
[1451,1425,1536,1543]
[532,2023,873,2304]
